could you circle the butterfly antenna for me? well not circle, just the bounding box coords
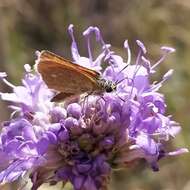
[116,92,125,102]
[118,64,130,75]
[116,76,129,85]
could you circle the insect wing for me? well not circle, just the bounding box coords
[37,51,100,93]
[50,92,75,102]
[38,50,100,79]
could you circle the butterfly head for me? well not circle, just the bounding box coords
[98,78,117,93]
[105,80,117,93]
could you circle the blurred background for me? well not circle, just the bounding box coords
[0,0,189,190]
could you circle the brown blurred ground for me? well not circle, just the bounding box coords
[0,0,189,190]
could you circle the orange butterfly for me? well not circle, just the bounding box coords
[36,50,117,102]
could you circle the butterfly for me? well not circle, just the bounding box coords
[36,50,117,102]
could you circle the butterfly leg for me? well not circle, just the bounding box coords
[80,93,90,114]
[95,92,107,104]
[116,92,125,102]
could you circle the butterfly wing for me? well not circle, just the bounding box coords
[36,51,100,94]
[50,92,75,102]
[38,50,100,79]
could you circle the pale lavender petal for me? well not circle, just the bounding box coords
[163,69,173,81]
[167,148,188,156]
[136,40,147,54]
[161,46,176,53]
[24,64,32,72]
[68,24,80,61]
[0,72,7,78]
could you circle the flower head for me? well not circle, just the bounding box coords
[0,25,188,190]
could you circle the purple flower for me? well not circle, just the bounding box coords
[0,25,188,190]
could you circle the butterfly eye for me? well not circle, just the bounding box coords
[106,86,113,93]
[105,82,116,93]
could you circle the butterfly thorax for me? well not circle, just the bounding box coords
[96,78,117,93]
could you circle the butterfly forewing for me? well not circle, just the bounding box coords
[37,51,102,96]
[38,51,100,79]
